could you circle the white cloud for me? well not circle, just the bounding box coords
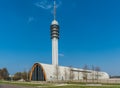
[35,0,52,10]
[56,1,62,8]
[28,17,34,23]
[59,53,64,57]
[35,0,62,10]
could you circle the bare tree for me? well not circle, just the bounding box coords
[64,68,68,81]
[54,65,60,81]
[78,68,80,80]
[13,72,22,80]
[91,65,95,83]
[68,66,75,81]
[13,70,30,81]
[82,64,89,82]
[95,66,101,82]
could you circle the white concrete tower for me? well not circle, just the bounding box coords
[50,0,59,66]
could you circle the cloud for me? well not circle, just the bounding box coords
[59,53,64,57]
[56,1,62,8]
[28,17,34,23]
[35,0,62,10]
[35,0,52,10]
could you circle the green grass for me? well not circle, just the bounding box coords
[1,80,120,88]
[47,86,120,88]
[0,80,52,87]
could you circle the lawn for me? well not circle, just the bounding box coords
[1,80,120,88]
[49,84,120,88]
[53,86,120,88]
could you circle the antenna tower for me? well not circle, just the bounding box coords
[54,0,56,20]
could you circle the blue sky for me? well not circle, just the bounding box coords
[0,0,120,76]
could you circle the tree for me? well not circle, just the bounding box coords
[0,69,2,79]
[13,71,28,81]
[54,65,60,81]
[82,65,89,82]
[22,71,28,80]
[0,68,9,80]
[13,72,22,80]
[64,68,68,80]
[95,66,101,82]
[91,65,95,82]
[68,66,75,81]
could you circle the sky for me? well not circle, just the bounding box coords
[0,0,120,76]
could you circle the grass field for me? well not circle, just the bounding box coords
[1,80,120,88]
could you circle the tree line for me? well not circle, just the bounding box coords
[13,71,30,81]
[0,68,30,81]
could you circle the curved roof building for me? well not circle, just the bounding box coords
[29,63,109,81]
[29,0,109,81]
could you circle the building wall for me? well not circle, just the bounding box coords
[30,63,109,81]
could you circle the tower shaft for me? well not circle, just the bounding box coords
[52,38,58,65]
[50,0,59,66]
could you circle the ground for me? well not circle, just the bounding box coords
[0,84,32,88]
[1,84,120,88]
[1,81,120,88]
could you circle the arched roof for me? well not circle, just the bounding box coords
[29,63,47,81]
